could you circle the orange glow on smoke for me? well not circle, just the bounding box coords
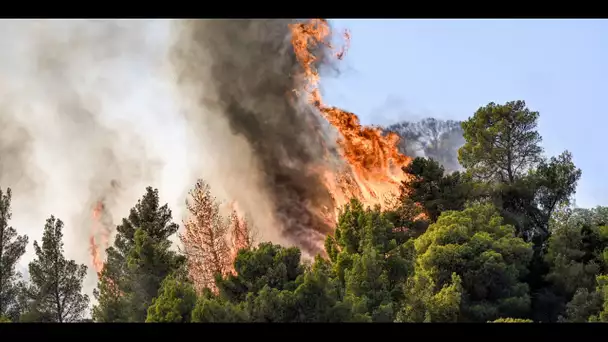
[290,19,412,218]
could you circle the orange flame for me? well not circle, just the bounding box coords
[290,19,412,216]
[226,201,252,277]
[89,201,110,276]
[229,201,251,254]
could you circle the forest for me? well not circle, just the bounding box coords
[0,100,606,323]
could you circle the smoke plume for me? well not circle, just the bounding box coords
[0,20,189,294]
[170,19,341,255]
[0,19,347,300]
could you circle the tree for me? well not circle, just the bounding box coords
[457,101,580,246]
[146,275,197,323]
[456,105,583,322]
[459,100,543,184]
[543,207,608,321]
[196,244,362,322]
[291,257,366,322]
[26,216,89,322]
[589,275,608,322]
[562,287,602,322]
[325,199,415,321]
[191,295,249,322]
[399,204,533,322]
[342,248,398,321]
[216,242,304,303]
[562,274,608,322]
[91,266,128,322]
[0,187,28,320]
[192,198,420,323]
[193,243,303,322]
[401,157,472,222]
[397,272,463,322]
[545,208,608,297]
[497,151,582,244]
[92,187,183,322]
[532,151,582,238]
[126,228,184,321]
[180,180,232,294]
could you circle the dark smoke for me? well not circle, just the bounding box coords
[172,19,340,255]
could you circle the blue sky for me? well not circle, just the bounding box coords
[324,19,608,209]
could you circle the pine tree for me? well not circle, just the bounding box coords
[26,216,89,322]
[0,187,28,321]
[92,187,183,322]
[145,274,197,323]
[180,180,232,294]
[91,260,128,322]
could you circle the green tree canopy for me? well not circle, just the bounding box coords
[399,204,533,322]
[589,275,608,322]
[543,207,608,321]
[146,274,197,323]
[25,216,89,322]
[545,207,608,298]
[93,187,184,322]
[459,100,543,183]
[195,244,363,322]
[401,157,472,222]
[216,242,303,302]
[457,101,581,247]
[325,199,415,321]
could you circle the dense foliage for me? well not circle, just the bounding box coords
[0,100,605,322]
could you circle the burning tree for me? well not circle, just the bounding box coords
[181,180,236,293]
[229,204,255,257]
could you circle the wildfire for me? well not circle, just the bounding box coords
[290,19,412,216]
[89,201,111,276]
[87,21,417,289]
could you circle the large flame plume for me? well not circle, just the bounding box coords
[87,19,413,271]
[170,19,413,258]
[290,19,412,218]
[0,20,417,297]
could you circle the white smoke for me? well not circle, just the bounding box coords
[0,19,332,306]
[0,20,195,298]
